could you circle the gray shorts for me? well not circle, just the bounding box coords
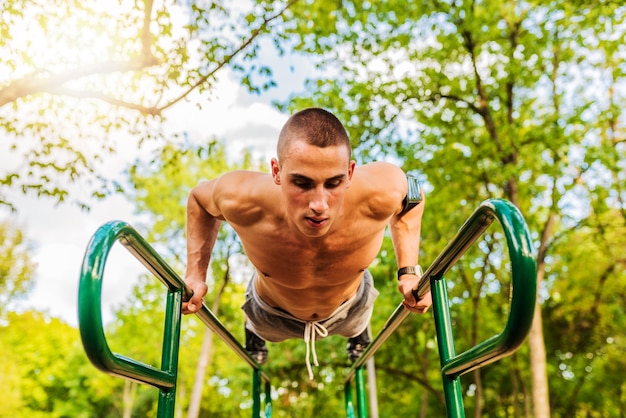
[242,270,379,343]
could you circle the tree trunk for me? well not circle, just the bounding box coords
[473,370,483,418]
[529,268,550,418]
[366,356,379,418]
[176,382,186,418]
[122,380,138,418]
[186,268,230,418]
[186,327,215,418]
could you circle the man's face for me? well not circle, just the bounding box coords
[271,139,355,238]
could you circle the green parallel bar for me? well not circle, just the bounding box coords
[343,199,537,417]
[345,380,355,418]
[156,289,184,416]
[265,380,273,417]
[78,220,272,417]
[432,276,465,417]
[78,221,178,391]
[438,199,536,377]
[253,370,273,418]
[355,367,367,417]
[253,370,262,418]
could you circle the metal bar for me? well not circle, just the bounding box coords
[78,220,272,414]
[432,276,465,418]
[156,290,184,417]
[345,380,355,418]
[117,224,272,381]
[355,367,368,417]
[343,198,536,410]
[265,380,273,417]
[440,200,536,377]
[78,221,177,390]
[253,369,262,418]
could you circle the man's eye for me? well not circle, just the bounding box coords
[294,181,313,189]
[326,180,341,188]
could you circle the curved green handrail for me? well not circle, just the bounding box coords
[437,199,536,377]
[79,198,535,418]
[78,221,180,390]
[78,221,271,417]
[344,198,537,417]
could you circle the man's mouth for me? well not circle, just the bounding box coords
[305,217,327,226]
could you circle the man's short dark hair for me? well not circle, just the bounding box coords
[277,108,351,161]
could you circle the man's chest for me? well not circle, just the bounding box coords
[236,223,386,278]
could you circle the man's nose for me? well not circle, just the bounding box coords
[309,187,329,213]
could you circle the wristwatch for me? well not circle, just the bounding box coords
[397,265,423,280]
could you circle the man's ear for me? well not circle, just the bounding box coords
[348,160,356,179]
[346,160,356,187]
[270,158,281,185]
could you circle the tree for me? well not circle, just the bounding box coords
[274,0,625,416]
[0,311,119,417]
[0,0,296,210]
[0,221,36,317]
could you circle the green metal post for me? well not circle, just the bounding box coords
[253,369,262,418]
[156,289,184,417]
[431,276,465,417]
[79,221,273,417]
[345,380,356,418]
[264,380,273,417]
[78,222,178,390]
[355,367,368,417]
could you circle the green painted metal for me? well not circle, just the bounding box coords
[343,199,537,417]
[432,276,465,417]
[355,367,367,417]
[253,370,262,418]
[264,380,273,417]
[78,220,271,417]
[78,221,179,391]
[79,198,535,417]
[435,199,537,378]
[344,380,355,418]
[253,370,273,417]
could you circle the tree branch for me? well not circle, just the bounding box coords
[427,92,483,116]
[44,86,161,115]
[0,57,159,107]
[0,0,158,108]
[156,0,299,113]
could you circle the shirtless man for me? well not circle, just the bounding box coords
[183,108,431,377]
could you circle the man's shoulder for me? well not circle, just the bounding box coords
[354,162,405,190]
[214,170,273,195]
[352,162,406,216]
[214,171,277,219]
[218,170,270,183]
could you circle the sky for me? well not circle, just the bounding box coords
[3,58,312,327]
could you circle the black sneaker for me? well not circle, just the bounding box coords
[347,329,371,363]
[245,327,268,365]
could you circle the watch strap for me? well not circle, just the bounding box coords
[397,265,423,280]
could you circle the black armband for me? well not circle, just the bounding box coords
[398,175,423,216]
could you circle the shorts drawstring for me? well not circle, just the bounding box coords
[303,321,329,380]
[244,272,378,380]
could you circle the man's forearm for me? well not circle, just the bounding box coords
[185,191,222,282]
[390,212,422,270]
